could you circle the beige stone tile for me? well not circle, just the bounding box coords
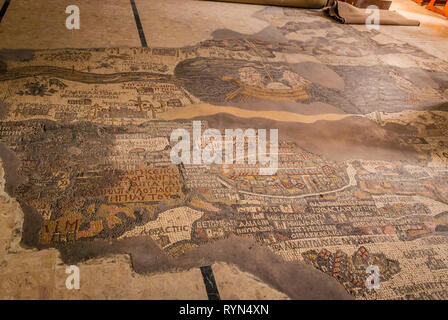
[212,262,290,299]
[352,0,448,62]
[53,257,208,299]
[0,237,10,260]
[0,0,141,49]
[136,0,270,47]
[0,200,15,241]
[0,249,57,275]
[0,269,55,299]
[131,268,208,300]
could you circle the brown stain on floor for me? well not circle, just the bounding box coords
[182,112,419,163]
[159,103,350,122]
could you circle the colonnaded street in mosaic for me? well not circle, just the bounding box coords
[0,6,448,299]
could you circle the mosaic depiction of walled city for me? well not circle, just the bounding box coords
[0,8,448,299]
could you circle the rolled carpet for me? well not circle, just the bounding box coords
[323,0,420,25]
[203,0,328,9]
[204,0,420,26]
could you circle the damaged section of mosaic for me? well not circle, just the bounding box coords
[0,7,447,300]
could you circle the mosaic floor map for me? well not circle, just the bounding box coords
[1,7,448,299]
